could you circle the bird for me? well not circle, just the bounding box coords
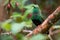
[31,5,44,26]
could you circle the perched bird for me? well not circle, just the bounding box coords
[24,4,44,26]
[31,5,44,26]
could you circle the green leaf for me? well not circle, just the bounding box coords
[16,33,24,40]
[30,34,49,40]
[11,12,21,18]
[0,34,13,40]
[11,22,26,35]
[1,19,12,31]
[16,33,49,40]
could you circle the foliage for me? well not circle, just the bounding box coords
[0,0,49,40]
[2,0,60,40]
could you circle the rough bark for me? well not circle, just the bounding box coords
[0,0,5,21]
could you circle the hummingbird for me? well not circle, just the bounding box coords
[32,6,44,26]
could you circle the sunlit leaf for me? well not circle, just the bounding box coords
[11,22,26,34]
[1,19,12,31]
